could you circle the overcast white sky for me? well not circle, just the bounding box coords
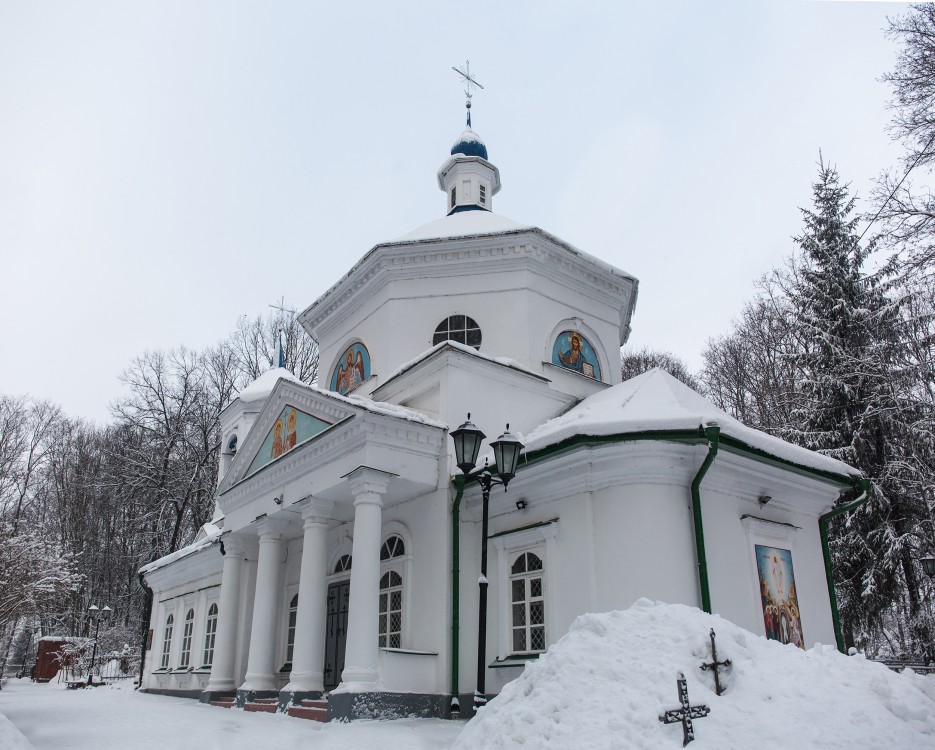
[0,1,916,423]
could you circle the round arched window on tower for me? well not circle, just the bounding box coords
[433,315,482,349]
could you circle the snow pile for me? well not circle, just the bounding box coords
[0,711,32,750]
[453,600,935,750]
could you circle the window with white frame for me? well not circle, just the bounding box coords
[160,614,174,669]
[286,594,298,666]
[334,554,352,574]
[202,603,218,667]
[378,534,406,648]
[379,571,403,648]
[510,551,546,653]
[179,609,194,668]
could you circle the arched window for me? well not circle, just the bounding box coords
[285,594,298,666]
[378,534,406,649]
[179,609,194,668]
[510,552,545,653]
[433,315,481,349]
[334,554,352,574]
[202,603,218,667]
[380,535,405,561]
[379,571,403,649]
[160,614,174,669]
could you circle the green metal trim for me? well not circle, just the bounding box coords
[819,478,871,653]
[489,653,541,668]
[509,429,856,488]
[449,474,464,713]
[488,518,560,541]
[691,425,720,613]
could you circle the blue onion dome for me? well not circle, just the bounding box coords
[451,129,488,160]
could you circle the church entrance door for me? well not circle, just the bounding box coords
[324,581,349,690]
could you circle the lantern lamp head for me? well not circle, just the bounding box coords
[490,424,524,488]
[450,413,486,475]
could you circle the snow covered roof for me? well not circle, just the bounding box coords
[520,368,859,479]
[139,522,222,576]
[381,339,545,386]
[450,127,488,159]
[237,367,305,405]
[394,209,530,243]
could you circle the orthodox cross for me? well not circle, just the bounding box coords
[451,60,484,128]
[699,628,731,696]
[658,672,710,747]
[268,296,295,319]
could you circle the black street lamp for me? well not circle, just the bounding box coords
[87,604,112,687]
[450,414,524,714]
[921,555,935,579]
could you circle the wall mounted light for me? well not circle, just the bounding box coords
[758,495,772,506]
[515,499,528,510]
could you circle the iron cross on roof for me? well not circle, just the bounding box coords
[659,672,710,747]
[268,296,295,318]
[452,60,484,127]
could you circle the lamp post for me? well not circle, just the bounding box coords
[86,604,112,687]
[450,414,524,714]
[921,555,935,579]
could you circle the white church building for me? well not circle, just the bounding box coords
[139,113,865,721]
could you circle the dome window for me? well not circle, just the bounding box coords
[227,434,238,455]
[434,315,482,349]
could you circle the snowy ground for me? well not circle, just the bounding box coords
[3,600,934,750]
[0,679,462,750]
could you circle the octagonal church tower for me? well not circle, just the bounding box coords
[298,124,639,442]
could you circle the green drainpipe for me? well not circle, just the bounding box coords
[819,477,871,653]
[450,474,465,717]
[690,423,720,614]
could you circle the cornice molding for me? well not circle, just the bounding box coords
[300,229,637,342]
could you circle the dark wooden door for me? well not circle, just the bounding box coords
[324,581,350,690]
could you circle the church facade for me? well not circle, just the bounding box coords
[139,120,864,720]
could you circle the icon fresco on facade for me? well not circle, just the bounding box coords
[247,406,332,476]
[551,331,601,380]
[755,544,804,649]
[331,342,371,395]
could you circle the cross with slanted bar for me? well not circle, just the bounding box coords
[700,628,731,696]
[659,672,710,747]
[451,61,484,127]
[268,296,295,318]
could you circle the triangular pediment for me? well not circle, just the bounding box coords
[245,405,333,477]
[219,380,357,494]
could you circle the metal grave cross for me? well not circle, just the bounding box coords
[699,628,732,696]
[658,672,710,747]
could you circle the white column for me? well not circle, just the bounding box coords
[341,468,391,685]
[205,536,244,693]
[283,499,333,693]
[239,520,288,692]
